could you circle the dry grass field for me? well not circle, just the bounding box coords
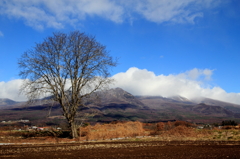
[0,121,240,158]
[1,121,240,143]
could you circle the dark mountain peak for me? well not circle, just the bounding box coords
[111,87,125,92]
[107,87,135,99]
[88,87,147,109]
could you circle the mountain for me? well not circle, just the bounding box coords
[79,88,153,122]
[88,87,148,109]
[0,98,19,106]
[136,95,240,122]
[0,88,240,124]
[0,88,153,124]
[191,97,240,113]
[187,103,234,116]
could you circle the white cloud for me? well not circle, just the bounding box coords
[0,79,27,101]
[178,68,214,81]
[0,78,71,101]
[1,67,240,105]
[112,67,240,105]
[0,31,3,37]
[0,0,222,30]
[0,77,109,101]
[125,0,203,24]
[0,0,123,30]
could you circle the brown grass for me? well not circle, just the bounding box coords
[81,121,144,141]
[1,121,239,143]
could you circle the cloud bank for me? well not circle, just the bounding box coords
[112,67,240,105]
[0,0,222,30]
[1,67,239,105]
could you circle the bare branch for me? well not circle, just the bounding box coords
[18,30,117,138]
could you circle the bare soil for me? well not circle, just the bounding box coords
[1,141,240,159]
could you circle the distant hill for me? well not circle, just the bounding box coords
[0,98,18,106]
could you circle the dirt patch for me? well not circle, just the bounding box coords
[1,141,240,159]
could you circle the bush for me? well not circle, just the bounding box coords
[21,130,67,138]
[167,125,195,137]
[174,121,192,127]
[156,122,165,131]
[221,120,238,126]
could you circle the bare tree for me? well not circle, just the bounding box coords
[18,31,117,138]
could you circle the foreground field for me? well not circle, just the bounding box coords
[1,121,240,158]
[1,141,240,159]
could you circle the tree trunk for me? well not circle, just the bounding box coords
[69,121,78,138]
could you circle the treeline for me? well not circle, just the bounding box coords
[221,120,238,126]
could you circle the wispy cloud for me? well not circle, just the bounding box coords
[112,67,240,105]
[0,31,3,37]
[123,0,202,24]
[0,0,123,30]
[0,0,222,30]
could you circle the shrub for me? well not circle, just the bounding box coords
[174,121,192,127]
[21,130,66,138]
[156,122,165,131]
[167,125,196,137]
[221,120,238,126]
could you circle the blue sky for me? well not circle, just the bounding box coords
[0,0,240,104]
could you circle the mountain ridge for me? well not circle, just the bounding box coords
[0,88,240,124]
[1,88,239,107]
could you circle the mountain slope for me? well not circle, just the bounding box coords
[137,95,240,122]
[189,103,234,116]
[191,97,240,113]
